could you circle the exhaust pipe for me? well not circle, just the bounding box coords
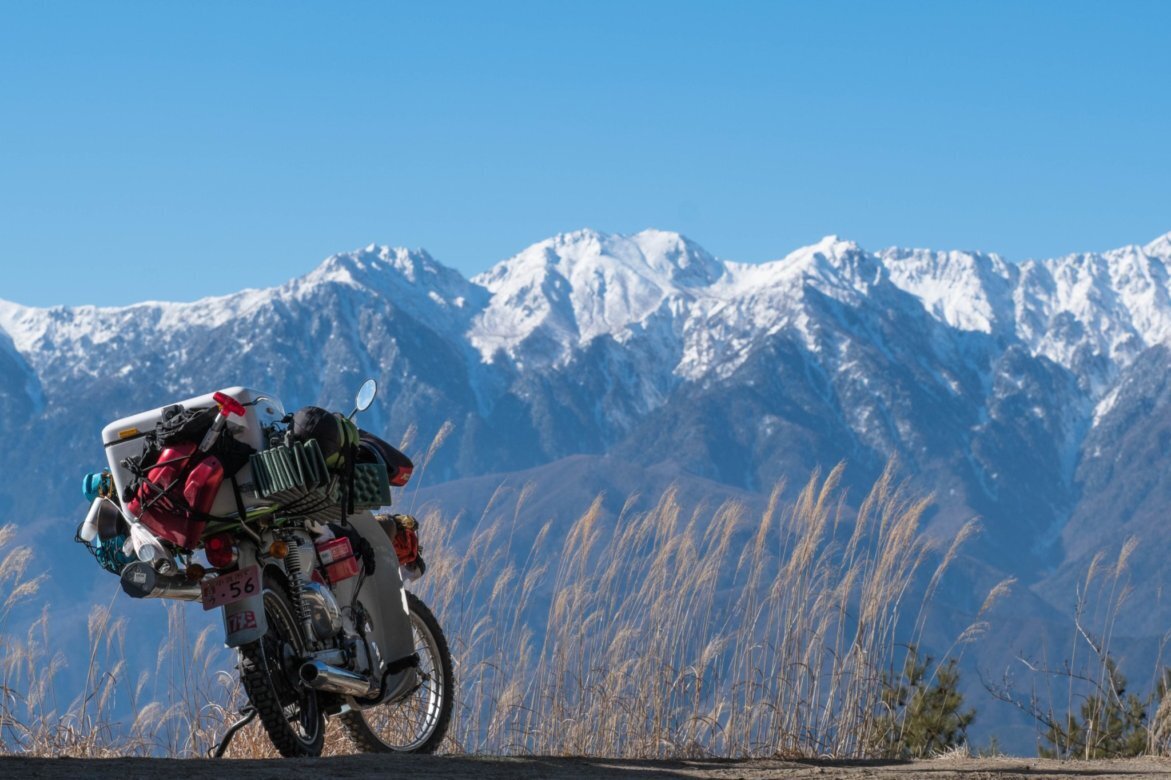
[120,561,202,601]
[299,660,377,698]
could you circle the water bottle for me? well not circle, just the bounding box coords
[79,497,103,542]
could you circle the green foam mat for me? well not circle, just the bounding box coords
[352,463,391,508]
[250,440,330,498]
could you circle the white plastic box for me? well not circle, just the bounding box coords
[101,387,285,518]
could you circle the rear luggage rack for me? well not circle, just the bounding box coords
[250,440,339,523]
[249,441,391,522]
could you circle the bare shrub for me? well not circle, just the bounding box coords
[986,536,1171,759]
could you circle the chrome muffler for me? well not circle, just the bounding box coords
[119,561,202,601]
[299,660,378,698]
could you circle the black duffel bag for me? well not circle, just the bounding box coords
[357,430,414,487]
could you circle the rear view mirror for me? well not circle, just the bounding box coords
[355,379,377,413]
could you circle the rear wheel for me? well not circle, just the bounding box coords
[237,575,325,757]
[340,591,453,753]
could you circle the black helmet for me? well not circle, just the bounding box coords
[289,406,354,469]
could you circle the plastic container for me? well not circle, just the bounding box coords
[315,536,360,583]
[101,387,285,518]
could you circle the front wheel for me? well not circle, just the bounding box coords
[340,591,453,753]
[237,574,325,757]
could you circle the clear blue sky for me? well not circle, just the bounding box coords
[2,1,1169,307]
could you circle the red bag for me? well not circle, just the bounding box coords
[392,523,419,566]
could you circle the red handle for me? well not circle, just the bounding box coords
[213,392,246,418]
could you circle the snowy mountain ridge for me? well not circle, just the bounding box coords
[5,228,1171,405]
[7,228,1171,409]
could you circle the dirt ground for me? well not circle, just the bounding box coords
[4,755,1171,779]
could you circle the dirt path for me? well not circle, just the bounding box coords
[5,755,1171,779]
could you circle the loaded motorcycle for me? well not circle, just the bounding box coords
[75,380,452,757]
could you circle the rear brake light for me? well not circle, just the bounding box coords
[390,466,413,487]
[205,534,238,569]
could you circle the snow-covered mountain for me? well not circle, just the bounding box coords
[6,227,1171,644]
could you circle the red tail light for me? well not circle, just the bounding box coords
[205,533,238,569]
[390,465,413,487]
[315,536,360,582]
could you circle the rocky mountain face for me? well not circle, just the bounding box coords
[5,228,1171,692]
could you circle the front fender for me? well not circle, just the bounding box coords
[346,511,417,698]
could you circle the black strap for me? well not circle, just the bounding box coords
[385,652,420,675]
[230,475,249,523]
[344,440,357,515]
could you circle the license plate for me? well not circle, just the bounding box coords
[201,565,261,611]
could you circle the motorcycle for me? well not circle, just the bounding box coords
[76,380,453,757]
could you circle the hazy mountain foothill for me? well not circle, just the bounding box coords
[5,227,1171,754]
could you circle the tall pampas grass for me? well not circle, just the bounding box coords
[410,460,993,758]
[1,461,991,759]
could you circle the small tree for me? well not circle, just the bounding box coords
[872,646,975,758]
[1040,655,1149,759]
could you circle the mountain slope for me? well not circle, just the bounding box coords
[5,228,1171,644]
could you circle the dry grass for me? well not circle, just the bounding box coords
[409,461,996,758]
[0,461,994,759]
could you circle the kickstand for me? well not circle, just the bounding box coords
[209,705,257,758]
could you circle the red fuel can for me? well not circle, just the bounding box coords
[184,455,224,514]
[127,442,212,550]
